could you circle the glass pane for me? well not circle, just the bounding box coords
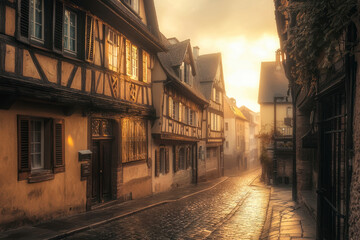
[64,36,68,49]
[70,39,76,51]
[35,143,41,153]
[70,26,76,38]
[35,24,42,39]
[32,154,41,169]
[63,22,68,37]
[35,0,42,10]
[70,12,76,26]
[35,8,42,24]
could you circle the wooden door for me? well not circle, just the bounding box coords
[92,140,112,203]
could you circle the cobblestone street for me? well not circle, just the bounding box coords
[65,169,270,240]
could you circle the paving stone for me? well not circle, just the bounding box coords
[65,169,271,240]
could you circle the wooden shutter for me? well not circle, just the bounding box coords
[142,51,148,82]
[104,26,109,68]
[17,0,30,43]
[53,119,65,173]
[126,39,131,76]
[186,147,190,169]
[155,149,160,177]
[165,148,169,173]
[53,0,64,53]
[18,116,31,180]
[175,146,179,172]
[85,15,95,62]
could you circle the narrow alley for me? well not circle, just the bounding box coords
[64,169,269,239]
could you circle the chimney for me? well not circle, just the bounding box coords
[193,46,200,60]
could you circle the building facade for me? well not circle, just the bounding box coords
[0,0,165,229]
[197,53,226,179]
[224,97,248,173]
[258,60,293,184]
[151,38,208,192]
[274,0,359,238]
[240,106,260,169]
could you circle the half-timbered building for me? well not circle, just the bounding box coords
[151,38,208,192]
[0,0,165,229]
[196,53,226,179]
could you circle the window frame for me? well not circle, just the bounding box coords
[123,0,139,14]
[63,8,77,54]
[30,119,45,170]
[107,29,120,72]
[17,115,65,182]
[29,0,44,43]
[126,39,139,80]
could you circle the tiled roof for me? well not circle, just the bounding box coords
[196,53,222,100]
[157,39,208,105]
[258,61,290,104]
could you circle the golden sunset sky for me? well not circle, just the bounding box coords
[154,0,279,112]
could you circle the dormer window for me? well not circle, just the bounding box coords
[123,0,139,13]
[179,62,193,85]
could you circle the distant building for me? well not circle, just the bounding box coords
[258,59,293,184]
[224,97,248,173]
[197,53,226,179]
[151,37,208,193]
[240,106,260,169]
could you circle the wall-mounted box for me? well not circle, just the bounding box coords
[78,150,92,162]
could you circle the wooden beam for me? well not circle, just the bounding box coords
[29,51,48,82]
[66,65,78,88]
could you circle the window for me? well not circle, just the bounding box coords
[123,0,139,13]
[287,107,292,118]
[142,51,149,82]
[63,9,77,53]
[179,147,185,170]
[121,118,147,163]
[107,29,119,72]
[168,96,173,117]
[126,40,139,79]
[18,116,65,181]
[189,110,193,126]
[225,122,228,131]
[30,0,44,42]
[213,148,217,157]
[30,120,44,170]
[155,147,169,177]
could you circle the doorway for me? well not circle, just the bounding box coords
[92,140,112,204]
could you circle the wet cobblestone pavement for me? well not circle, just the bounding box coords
[65,169,270,240]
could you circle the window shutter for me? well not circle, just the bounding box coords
[53,119,65,173]
[142,51,148,83]
[155,149,160,177]
[104,26,109,68]
[53,0,64,53]
[85,15,95,61]
[186,147,190,169]
[175,147,179,172]
[18,117,31,180]
[165,148,169,173]
[126,39,131,76]
[17,0,30,43]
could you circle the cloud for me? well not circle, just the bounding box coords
[154,0,280,112]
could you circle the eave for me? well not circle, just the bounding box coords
[74,0,167,53]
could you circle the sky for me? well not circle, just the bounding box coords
[154,0,280,112]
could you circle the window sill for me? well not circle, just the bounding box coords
[28,170,54,183]
[122,159,147,166]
